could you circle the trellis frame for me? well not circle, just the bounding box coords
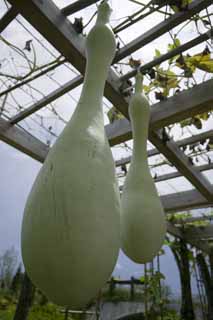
[0,0,213,253]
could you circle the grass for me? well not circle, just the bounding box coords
[0,292,66,320]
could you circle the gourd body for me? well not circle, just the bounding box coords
[21,2,120,309]
[121,75,166,264]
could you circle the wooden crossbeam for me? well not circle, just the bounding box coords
[10,75,83,124]
[154,163,213,183]
[181,225,213,241]
[0,117,48,162]
[106,79,213,147]
[0,6,18,33]
[161,189,211,213]
[113,0,213,63]
[172,215,213,225]
[150,131,213,202]
[61,0,100,16]
[115,129,213,167]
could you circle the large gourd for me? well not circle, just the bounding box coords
[121,73,166,264]
[21,1,120,309]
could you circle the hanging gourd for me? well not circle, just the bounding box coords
[120,72,166,264]
[21,0,120,309]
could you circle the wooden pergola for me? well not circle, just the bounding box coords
[0,0,213,254]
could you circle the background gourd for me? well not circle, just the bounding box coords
[21,0,120,309]
[121,73,166,264]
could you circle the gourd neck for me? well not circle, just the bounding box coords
[80,60,108,107]
[132,113,150,165]
[130,73,150,165]
[135,72,143,94]
[77,0,114,117]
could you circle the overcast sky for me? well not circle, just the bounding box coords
[1,0,212,299]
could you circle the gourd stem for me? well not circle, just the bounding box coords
[80,62,108,106]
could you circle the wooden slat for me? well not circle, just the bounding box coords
[10,75,83,124]
[0,6,18,33]
[115,129,213,167]
[150,131,213,202]
[61,0,100,16]
[161,189,211,213]
[106,118,132,146]
[172,215,213,225]
[0,118,48,162]
[106,79,213,147]
[154,163,213,183]
[182,225,213,241]
[151,79,213,130]
[113,0,213,62]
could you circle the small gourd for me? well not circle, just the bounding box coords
[21,0,120,309]
[121,73,166,264]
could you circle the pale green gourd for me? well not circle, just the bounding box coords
[121,73,166,264]
[21,1,120,309]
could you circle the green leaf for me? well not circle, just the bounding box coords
[155,49,161,58]
[185,49,213,73]
[168,38,181,51]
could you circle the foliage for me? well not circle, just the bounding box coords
[167,211,212,228]
[0,303,66,320]
[107,106,124,123]
[0,288,66,320]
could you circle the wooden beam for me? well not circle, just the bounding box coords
[119,162,213,190]
[10,75,83,124]
[154,163,213,183]
[0,118,48,162]
[151,79,213,130]
[161,189,211,213]
[115,129,213,167]
[61,0,100,16]
[0,6,18,33]
[182,225,213,241]
[113,0,213,63]
[150,131,213,202]
[106,118,132,146]
[121,30,212,81]
[172,215,213,225]
[106,79,213,147]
